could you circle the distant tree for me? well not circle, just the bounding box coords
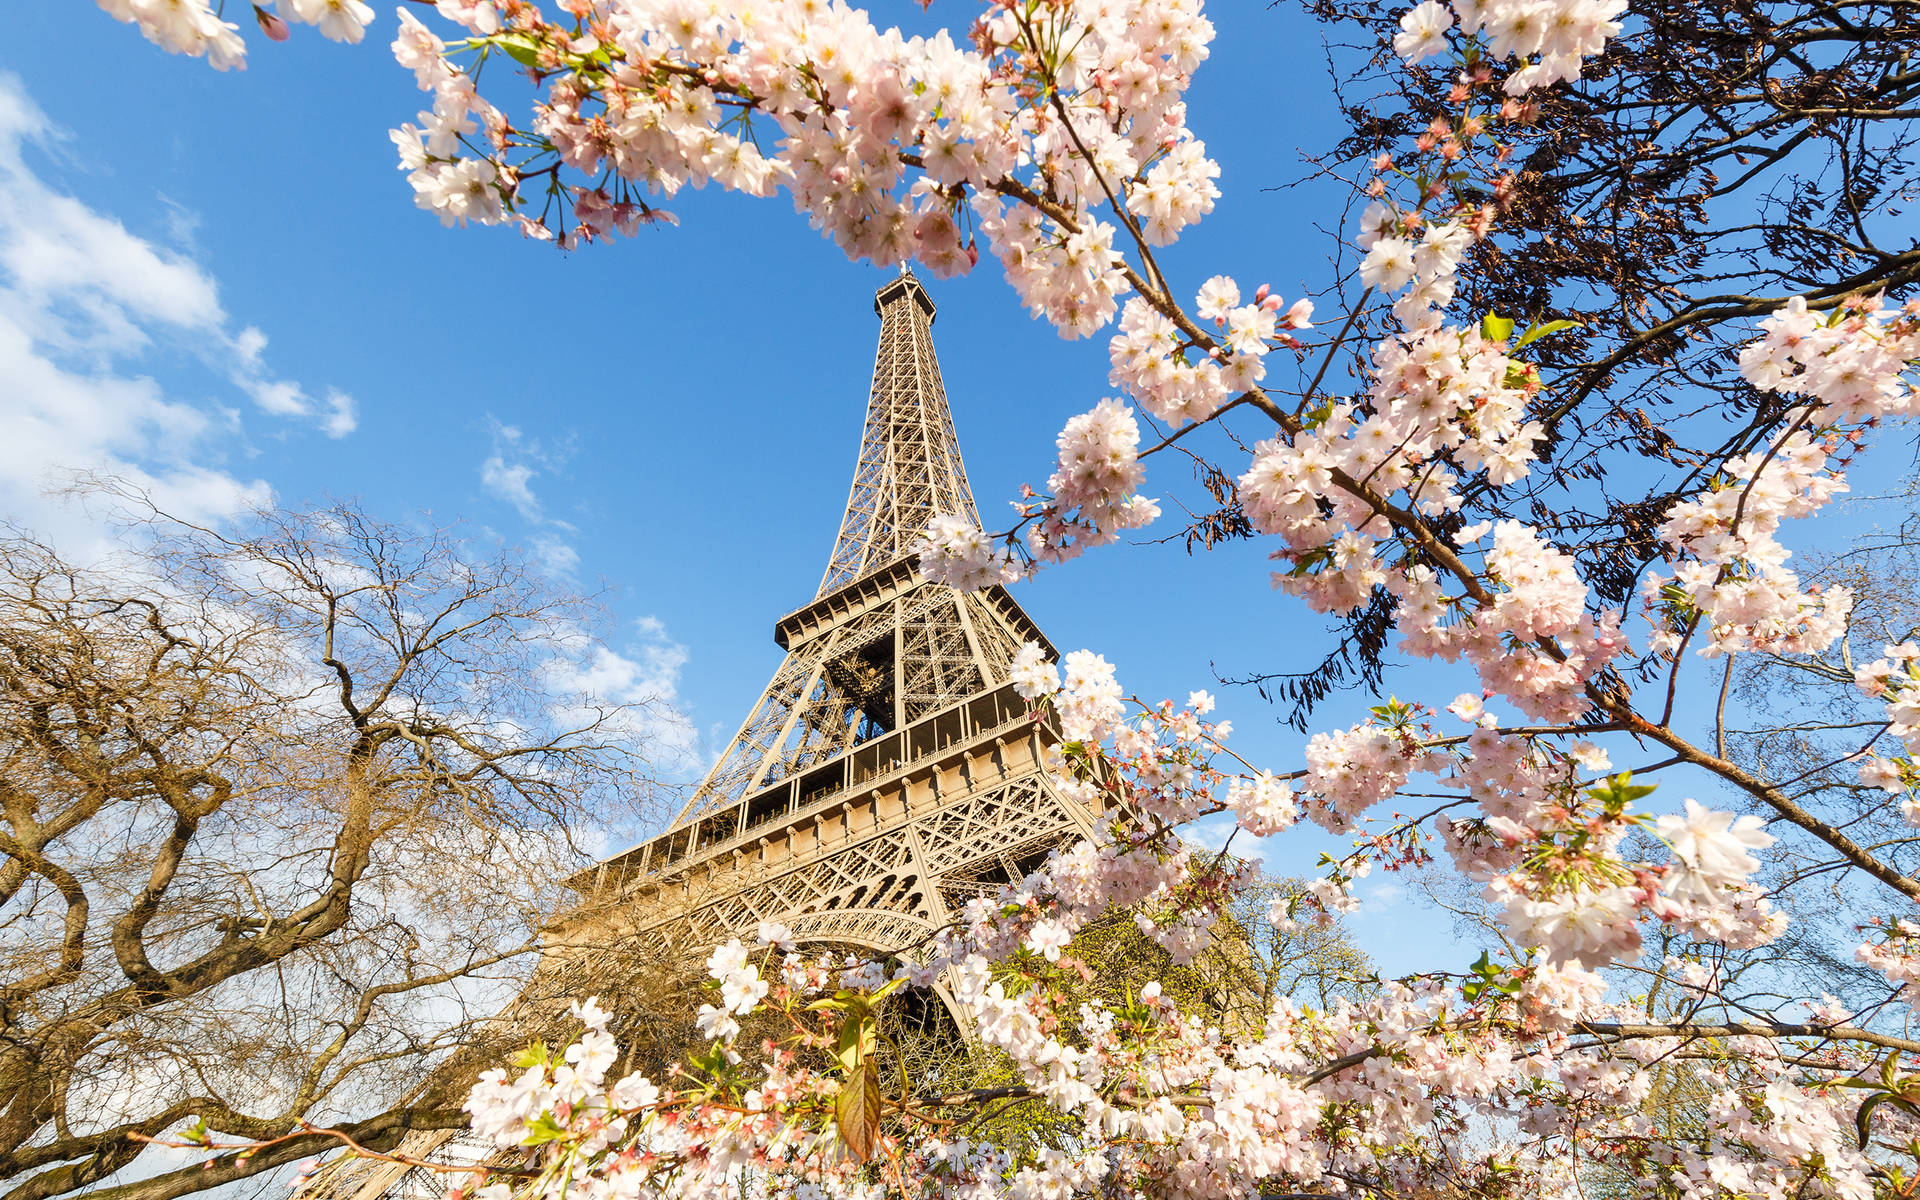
[1058,869,1375,1026]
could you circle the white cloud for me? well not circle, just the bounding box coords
[479,418,581,567]
[322,390,358,438]
[545,615,700,772]
[531,533,581,576]
[1356,882,1407,916]
[481,451,540,521]
[0,71,356,551]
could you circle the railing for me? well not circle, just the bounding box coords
[600,682,1046,889]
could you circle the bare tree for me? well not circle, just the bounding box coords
[0,495,677,1200]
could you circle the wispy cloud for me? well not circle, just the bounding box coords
[0,72,354,551]
[530,534,581,576]
[546,614,700,772]
[478,418,582,567]
[481,450,540,521]
[474,417,695,772]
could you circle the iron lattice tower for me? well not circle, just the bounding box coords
[571,271,1101,978]
[303,275,1101,1200]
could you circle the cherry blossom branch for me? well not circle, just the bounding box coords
[1574,1020,1920,1056]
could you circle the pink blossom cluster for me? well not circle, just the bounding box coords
[1017,399,1162,565]
[1356,206,1479,330]
[1052,650,1129,744]
[912,514,1021,591]
[461,909,1878,1200]
[1224,771,1298,835]
[1236,326,1542,558]
[1107,278,1312,428]
[1239,363,1626,721]
[1295,720,1436,833]
[1432,738,1779,966]
[1189,693,1782,976]
[285,0,376,42]
[1654,800,1773,907]
[1647,298,1920,662]
[389,13,515,228]
[1738,294,1920,419]
[1857,919,1920,1006]
[1008,642,1060,701]
[1853,642,1920,806]
[1688,1079,1871,1200]
[464,945,1018,1200]
[1648,426,1855,659]
[96,0,376,68]
[691,939,769,1041]
[1392,0,1629,94]
[1422,523,1626,721]
[1002,275,1312,570]
[463,996,666,1188]
[1032,654,1780,979]
[95,0,247,67]
[367,0,1225,304]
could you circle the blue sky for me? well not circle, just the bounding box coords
[1,1,1526,975]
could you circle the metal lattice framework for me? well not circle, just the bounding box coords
[592,270,1101,959]
[665,273,1052,829]
[301,274,1098,1200]
[818,274,981,595]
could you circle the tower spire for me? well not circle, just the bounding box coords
[816,271,980,596]
[659,275,1042,830]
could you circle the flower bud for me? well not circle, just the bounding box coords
[254,5,291,40]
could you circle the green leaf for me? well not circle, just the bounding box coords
[512,1041,551,1070]
[1480,312,1515,343]
[1369,697,1415,728]
[1584,772,1658,812]
[835,1007,876,1075]
[1286,547,1331,578]
[835,1056,883,1163]
[1514,318,1582,349]
[521,1114,569,1147]
[1859,1092,1893,1149]
[492,32,543,68]
[687,1045,729,1076]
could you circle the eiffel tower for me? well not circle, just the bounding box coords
[305,274,1099,1200]
[559,271,1100,1005]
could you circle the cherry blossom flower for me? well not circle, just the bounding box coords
[284,0,373,42]
[1394,1,1455,61]
[1654,800,1773,905]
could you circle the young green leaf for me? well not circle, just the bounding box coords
[1514,318,1582,349]
[836,1057,883,1163]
